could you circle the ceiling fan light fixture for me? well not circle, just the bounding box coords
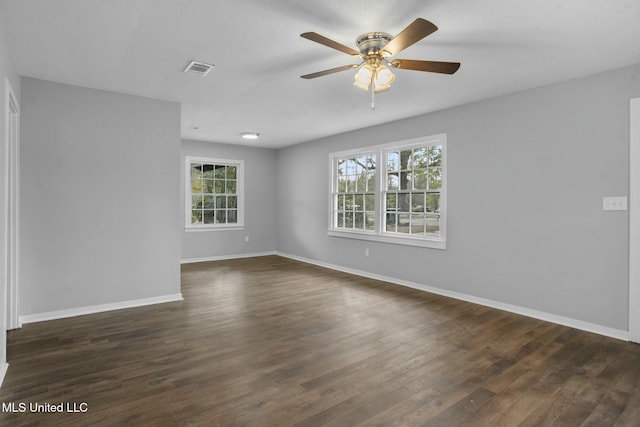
[241,132,260,140]
[354,64,373,90]
[354,63,395,92]
[373,64,395,92]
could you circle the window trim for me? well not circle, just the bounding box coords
[185,156,245,231]
[328,134,447,249]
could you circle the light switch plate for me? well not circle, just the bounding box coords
[603,196,628,211]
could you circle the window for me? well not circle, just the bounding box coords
[185,156,244,230]
[384,145,442,237]
[329,135,446,249]
[334,152,376,232]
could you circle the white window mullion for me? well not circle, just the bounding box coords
[377,147,386,235]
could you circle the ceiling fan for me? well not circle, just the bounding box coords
[300,18,460,108]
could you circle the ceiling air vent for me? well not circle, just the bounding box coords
[184,60,214,76]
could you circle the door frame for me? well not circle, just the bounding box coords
[630,97,640,343]
[4,78,20,331]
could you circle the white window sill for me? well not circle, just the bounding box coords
[328,229,446,249]
[186,225,244,232]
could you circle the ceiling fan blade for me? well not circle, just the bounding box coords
[382,18,438,56]
[391,59,460,74]
[300,32,361,56]
[300,64,359,79]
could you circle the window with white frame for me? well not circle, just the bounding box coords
[185,156,244,230]
[329,135,446,249]
[334,152,376,232]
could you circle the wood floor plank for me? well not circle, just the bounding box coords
[580,388,631,427]
[0,255,639,426]
[613,385,640,427]
[422,387,497,427]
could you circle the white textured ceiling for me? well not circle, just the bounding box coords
[1,0,639,148]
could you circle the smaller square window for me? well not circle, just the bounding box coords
[185,156,244,230]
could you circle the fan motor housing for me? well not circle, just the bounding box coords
[356,32,393,56]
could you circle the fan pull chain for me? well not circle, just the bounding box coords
[371,68,376,110]
[371,87,375,110]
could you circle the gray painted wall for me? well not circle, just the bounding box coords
[10,60,640,341]
[181,139,277,260]
[276,64,640,331]
[0,9,21,369]
[20,77,181,316]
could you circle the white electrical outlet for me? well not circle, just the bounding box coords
[244,236,249,242]
[365,248,369,257]
[602,196,627,211]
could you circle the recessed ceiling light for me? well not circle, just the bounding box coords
[241,132,260,140]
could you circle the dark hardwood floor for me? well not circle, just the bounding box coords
[1,255,639,426]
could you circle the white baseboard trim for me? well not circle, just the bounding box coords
[276,251,630,342]
[181,251,276,264]
[19,293,184,325]
[0,363,8,388]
